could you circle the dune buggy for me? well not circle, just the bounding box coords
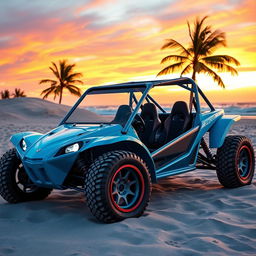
[0,77,255,223]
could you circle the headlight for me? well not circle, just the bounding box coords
[21,139,27,151]
[64,143,80,154]
[55,141,85,156]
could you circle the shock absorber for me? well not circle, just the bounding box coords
[201,137,215,163]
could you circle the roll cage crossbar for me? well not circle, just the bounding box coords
[60,77,215,129]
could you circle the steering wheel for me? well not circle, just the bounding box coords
[132,114,145,132]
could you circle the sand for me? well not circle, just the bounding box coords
[0,98,255,256]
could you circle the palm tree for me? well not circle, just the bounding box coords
[157,16,240,88]
[0,90,11,99]
[12,88,26,98]
[40,60,83,104]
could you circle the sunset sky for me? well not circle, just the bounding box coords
[0,0,255,105]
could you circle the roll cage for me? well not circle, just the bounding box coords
[60,77,215,134]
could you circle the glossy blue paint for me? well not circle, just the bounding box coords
[11,132,43,158]
[209,115,240,148]
[8,77,239,188]
[11,123,152,188]
[153,109,225,179]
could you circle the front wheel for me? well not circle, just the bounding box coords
[216,135,255,188]
[84,151,152,223]
[0,149,52,203]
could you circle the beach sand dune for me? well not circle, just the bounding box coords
[0,98,255,256]
[0,97,70,123]
[0,97,103,124]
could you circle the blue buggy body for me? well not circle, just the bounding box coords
[1,77,254,223]
[10,78,239,188]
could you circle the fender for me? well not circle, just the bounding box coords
[10,132,43,158]
[80,134,157,182]
[209,115,241,148]
[81,134,145,150]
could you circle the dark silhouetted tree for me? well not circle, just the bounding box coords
[157,16,240,88]
[40,60,83,104]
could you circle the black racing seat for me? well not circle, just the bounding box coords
[139,103,161,148]
[163,101,191,142]
[111,105,132,126]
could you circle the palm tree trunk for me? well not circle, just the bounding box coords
[59,88,63,104]
[192,69,196,81]
[189,69,196,112]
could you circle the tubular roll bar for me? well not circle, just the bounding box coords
[59,77,214,127]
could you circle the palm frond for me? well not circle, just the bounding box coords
[0,90,10,99]
[59,60,67,79]
[157,62,185,76]
[66,73,83,82]
[39,79,57,85]
[187,20,193,42]
[66,86,82,96]
[40,86,55,95]
[50,62,60,80]
[204,30,226,47]
[53,86,61,100]
[190,16,209,54]
[200,25,212,40]
[69,79,83,85]
[61,64,75,80]
[202,55,240,66]
[42,91,53,100]
[66,84,82,93]
[161,39,190,56]
[180,64,192,76]
[200,31,226,55]
[203,61,238,75]
[198,62,225,88]
[41,86,57,99]
[160,55,189,64]
[12,88,26,97]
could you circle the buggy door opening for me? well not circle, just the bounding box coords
[137,83,198,151]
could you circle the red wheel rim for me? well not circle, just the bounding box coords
[237,145,253,180]
[109,164,145,213]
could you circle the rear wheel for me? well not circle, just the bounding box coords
[0,149,52,203]
[84,150,152,223]
[216,136,255,188]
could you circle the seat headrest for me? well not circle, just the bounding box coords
[141,103,158,119]
[171,101,189,116]
[117,105,132,114]
[111,105,132,126]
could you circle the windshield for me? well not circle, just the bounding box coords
[65,86,146,125]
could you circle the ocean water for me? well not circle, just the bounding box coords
[212,102,256,116]
[87,102,256,118]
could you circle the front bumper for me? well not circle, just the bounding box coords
[22,152,79,189]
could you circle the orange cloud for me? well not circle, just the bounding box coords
[0,0,255,105]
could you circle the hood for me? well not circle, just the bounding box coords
[24,124,122,159]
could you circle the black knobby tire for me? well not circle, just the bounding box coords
[84,150,152,223]
[0,149,52,203]
[216,135,255,188]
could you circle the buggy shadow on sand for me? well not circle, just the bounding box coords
[0,78,254,223]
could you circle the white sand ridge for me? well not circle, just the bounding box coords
[0,97,102,124]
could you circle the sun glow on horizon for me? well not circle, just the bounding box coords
[0,0,255,105]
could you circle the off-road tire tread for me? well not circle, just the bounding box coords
[0,149,52,203]
[216,135,255,188]
[84,150,151,223]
